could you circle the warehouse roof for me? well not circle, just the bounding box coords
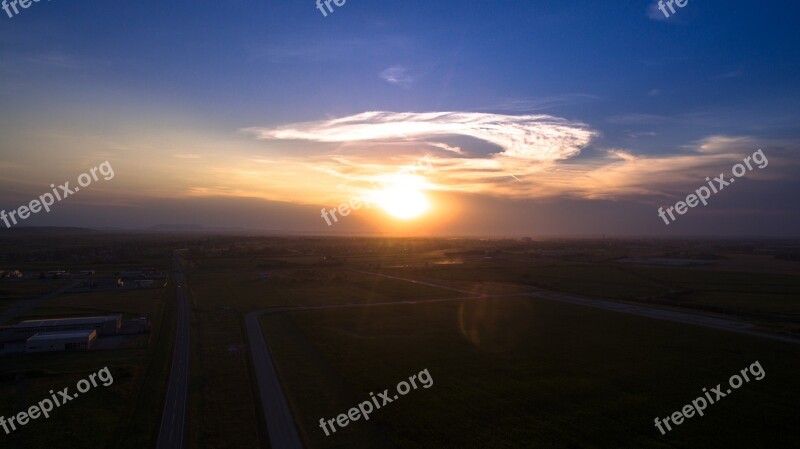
[27,330,96,342]
[16,315,121,328]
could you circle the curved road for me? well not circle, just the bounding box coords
[246,269,800,448]
[245,290,554,449]
[156,252,191,449]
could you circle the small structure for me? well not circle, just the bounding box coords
[25,330,97,353]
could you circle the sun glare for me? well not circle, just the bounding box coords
[375,174,431,220]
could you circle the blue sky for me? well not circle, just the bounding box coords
[0,0,798,235]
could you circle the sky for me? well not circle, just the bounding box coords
[0,0,798,236]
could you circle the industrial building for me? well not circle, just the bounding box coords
[0,315,121,343]
[25,330,97,353]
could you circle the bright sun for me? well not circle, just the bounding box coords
[375,174,431,219]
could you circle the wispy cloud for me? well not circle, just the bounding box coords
[240,112,792,205]
[380,65,413,88]
[243,111,597,199]
[427,142,463,154]
[244,111,596,161]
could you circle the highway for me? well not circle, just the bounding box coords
[156,252,191,449]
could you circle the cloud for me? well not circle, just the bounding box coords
[427,142,463,154]
[244,111,596,162]
[243,111,598,200]
[626,131,657,138]
[380,65,413,87]
[692,135,754,154]
[241,112,793,206]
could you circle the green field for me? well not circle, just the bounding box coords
[262,296,800,449]
[181,258,468,448]
[0,350,143,448]
[382,260,800,330]
[3,234,798,449]
[184,239,800,449]
[0,280,71,301]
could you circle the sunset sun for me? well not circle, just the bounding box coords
[375,174,431,219]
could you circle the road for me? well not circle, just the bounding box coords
[245,310,305,449]
[349,269,488,296]
[526,289,800,344]
[245,292,507,449]
[246,268,799,448]
[352,269,800,345]
[156,252,191,449]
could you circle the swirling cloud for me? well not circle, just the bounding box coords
[239,113,789,205]
[243,111,596,162]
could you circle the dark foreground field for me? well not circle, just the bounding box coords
[2,234,799,448]
[262,295,800,449]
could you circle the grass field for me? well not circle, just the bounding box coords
[3,235,797,449]
[0,280,71,301]
[261,296,800,449]
[21,288,164,318]
[185,270,261,449]
[382,260,800,323]
[181,258,470,449]
[0,347,146,448]
[183,242,800,449]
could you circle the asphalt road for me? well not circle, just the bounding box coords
[245,268,799,448]
[156,252,191,449]
[245,310,305,449]
[354,269,800,345]
[527,289,800,344]
[245,289,553,449]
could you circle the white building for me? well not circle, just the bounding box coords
[25,330,97,353]
[13,315,122,338]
